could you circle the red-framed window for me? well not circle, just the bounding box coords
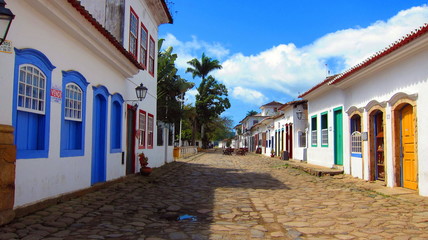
[147,113,154,148]
[148,36,155,76]
[138,110,146,149]
[140,23,148,69]
[129,7,139,59]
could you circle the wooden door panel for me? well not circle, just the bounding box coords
[402,105,417,190]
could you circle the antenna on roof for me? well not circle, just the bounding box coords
[325,64,330,77]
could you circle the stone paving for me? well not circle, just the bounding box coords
[1,152,428,239]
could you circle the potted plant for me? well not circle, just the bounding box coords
[270,149,275,158]
[138,152,152,176]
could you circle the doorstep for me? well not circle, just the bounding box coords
[285,159,343,177]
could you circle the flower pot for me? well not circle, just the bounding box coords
[140,167,152,176]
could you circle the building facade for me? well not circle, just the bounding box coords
[0,0,172,213]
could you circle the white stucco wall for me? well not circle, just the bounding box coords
[2,0,168,207]
[306,90,346,168]
[342,43,428,195]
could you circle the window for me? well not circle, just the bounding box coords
[298,131,306,148]
[147,113,154,148]
[65,84,82,121]
[140,23,148,68]
[168,125,173,146]
[350,114,362,158]
[110,93,124,153]
[311,115,317,147]
[138,110,146,149]
[321,112,328,147]
[157,124,163,146]
[129,8,139,58]
[13,48,55,159]
[17,65,46,114]
[351,131,362,157]
[61,71,89,157]
[148,36,155,76]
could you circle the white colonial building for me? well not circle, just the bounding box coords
[300,24,428,196]
[0,0,172,216]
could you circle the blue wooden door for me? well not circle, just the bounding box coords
[91,94,107,185]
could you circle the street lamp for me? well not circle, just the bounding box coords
[0,0,15,46]
[135,83,148,101]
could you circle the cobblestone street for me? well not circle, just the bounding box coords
[1,152,428,240]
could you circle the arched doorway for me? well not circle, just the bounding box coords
[369,109,385,181]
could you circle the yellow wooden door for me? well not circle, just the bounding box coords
[402,105,417,190]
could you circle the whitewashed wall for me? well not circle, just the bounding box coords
[342,43,428,195]
[306,90,346,168]
[2,0,169,207]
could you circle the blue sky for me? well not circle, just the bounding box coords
[159,1,428,126]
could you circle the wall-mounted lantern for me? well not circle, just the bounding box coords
[0,0,15,46]
[135,83,148,101]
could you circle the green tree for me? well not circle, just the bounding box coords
[186,53,230,148]
[246,110,258,116]
[195,76,230,148]
[186,52,222,80]
[157,39,194,141]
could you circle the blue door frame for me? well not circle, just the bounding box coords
[91,86,109,185]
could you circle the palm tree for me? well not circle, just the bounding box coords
[186,53,222,80]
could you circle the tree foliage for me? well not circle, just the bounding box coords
[157,39,194,125]
[186,53,230,148]
[246,110,258,116]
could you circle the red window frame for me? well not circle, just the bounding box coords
[147,113,154,149]
[148,36,155,76]
[129,7,139,59]
[138,110,146,149]
[140,23,148,69]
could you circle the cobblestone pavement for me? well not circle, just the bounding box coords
[1,152,428,240]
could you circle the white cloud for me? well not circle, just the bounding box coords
[184,88,198,105]
[162,33,229,70]
[162,5,428,100]
[232,87,268,106]
[217,5,428,98]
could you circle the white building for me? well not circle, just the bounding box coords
[0,0,172,211]
[300,24,428,196]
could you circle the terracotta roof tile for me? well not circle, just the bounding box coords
[330,23,428,85]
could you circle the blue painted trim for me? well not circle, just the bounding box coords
[60,71,89,157]
[110,93,124,153]
[15,48,56,71]
[13,48,56,159]
[92,85,111,96]
[351,153,363,158]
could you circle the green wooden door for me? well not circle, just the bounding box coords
[334,108,343,165]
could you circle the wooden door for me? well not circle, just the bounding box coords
[401,105,417,190]
[126,105,136,175]
[334,109,343,165]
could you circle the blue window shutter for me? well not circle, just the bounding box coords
[13,48,55,159]
[110,93,123,153]
[60,71,89,158]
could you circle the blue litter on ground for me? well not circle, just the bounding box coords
[177,214,197,222]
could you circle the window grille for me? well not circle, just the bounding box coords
[139,111,146,147]
[140,25,148,66]
[311,130,317,146]
[129,10,138,57]
[321,129,328,146]
[65,83,82,121]
[351,131,362,153]
[18,65,46,114]
[299,131,306,148]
